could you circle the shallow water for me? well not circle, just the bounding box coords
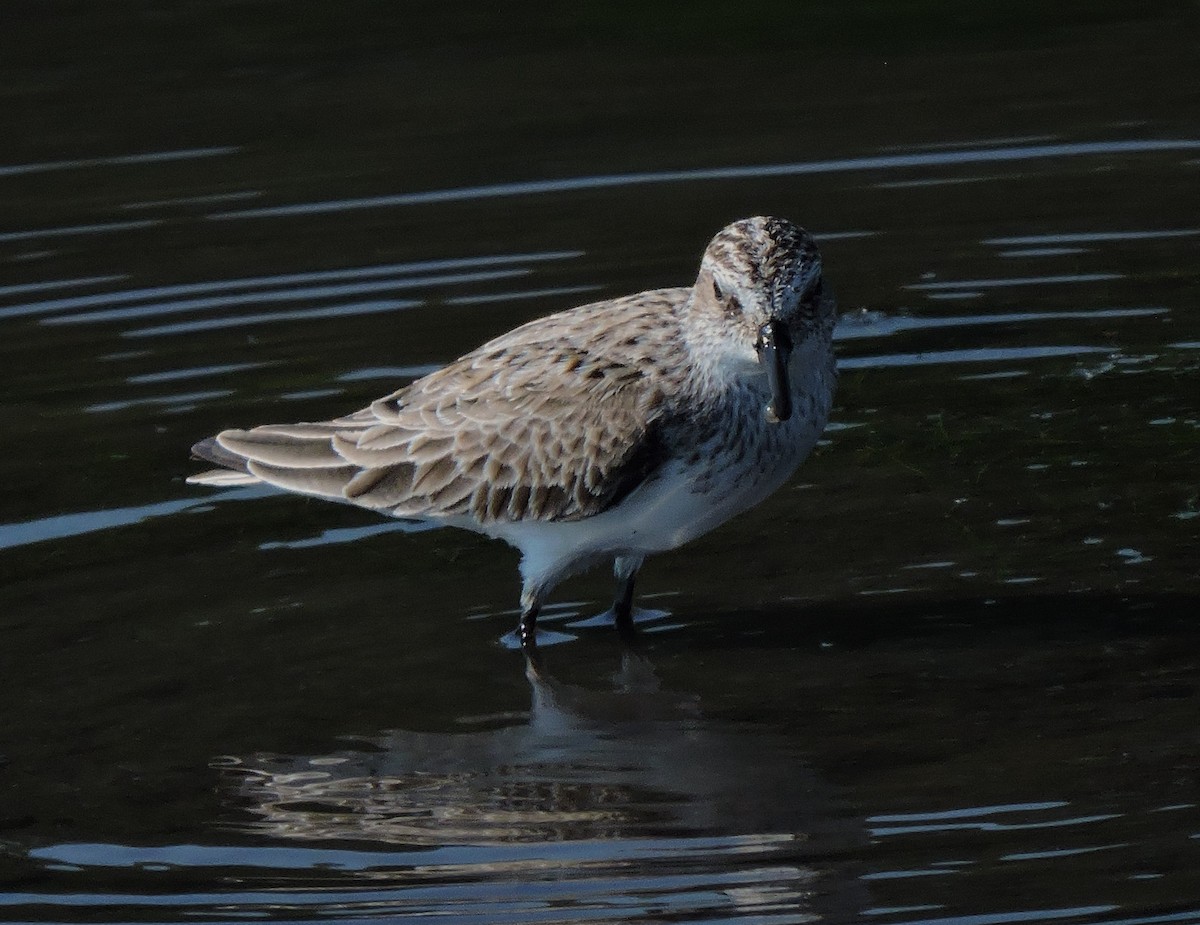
[2,4,1199,923]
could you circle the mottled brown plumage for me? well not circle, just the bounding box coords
[190,217,838,653]
[200,288,688,523]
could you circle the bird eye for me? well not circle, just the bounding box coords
[711,279,724,301]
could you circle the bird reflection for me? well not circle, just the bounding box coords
[214,649,866,920]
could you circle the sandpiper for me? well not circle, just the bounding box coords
[190,216,839,652]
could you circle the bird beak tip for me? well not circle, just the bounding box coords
[759,318,793,424]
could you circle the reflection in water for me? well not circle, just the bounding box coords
[11,619,1200,925]
[219,653,846,845]
[13,837,837,922]
[198,652,865,921]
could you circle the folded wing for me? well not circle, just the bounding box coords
[190,295,683,523]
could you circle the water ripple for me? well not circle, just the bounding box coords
[838,345,1110,371]
[0,219,161,243]
[0,274,127,298]
[833,307,1165,341]
[0,250,581,320]
[983,229,1200,245]
[0,145,239,178]
[8,833,824,923]
[904,273,1121,292]
[122,297,424,337]
[205,139,1200,220]
[0,487,272,552]
[44,268,530,325]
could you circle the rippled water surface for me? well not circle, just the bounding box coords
[2,4,1199,923]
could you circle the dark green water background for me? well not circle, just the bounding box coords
[1,3,1199,922]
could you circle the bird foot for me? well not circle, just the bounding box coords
[498,627,576,650]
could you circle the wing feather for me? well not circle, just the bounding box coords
[189,288,688,522]
[246,461,360,499]
[218,428,347,469]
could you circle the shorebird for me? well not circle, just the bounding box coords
[189,216,839,653]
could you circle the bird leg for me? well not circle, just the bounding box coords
[518,583,544,661]
[611,554,644,635]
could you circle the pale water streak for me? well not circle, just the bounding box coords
[10,834,826,922]
[127,362,270,384]
[446,282,602,306]
[832,307,1166,341]
[0,145,239,178]
[0,275,126,298]
[0,219,161,243]
[121,190,264,210]
[904,273,1121,292]
[85,388,234,414]
[0,250,583,320]
[205,139,1200,220]
[337,364,443,382]
[259,521,436,549]
[838,346,1111,370]
[0,486,273,552]
[997,248,1091,258]
[877,134,1061,152]
[876,175,1010,189]
[43,268,532,325]
[122,297,424,337]
[983,229,1200,245]
[122,285,601,337]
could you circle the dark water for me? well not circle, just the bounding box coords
[2,4,1200,922]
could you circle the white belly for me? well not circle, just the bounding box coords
[482,346,834,591]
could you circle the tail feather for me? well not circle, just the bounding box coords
[217,427,348,469]
[187,468,263,487]
[188,435,257,486]
[246,460,359,500]
[191,436,252,472]
[188,428,365,501]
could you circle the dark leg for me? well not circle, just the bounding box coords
[518,582,544,666]
[519,602,540,652]
[611,555,644,635]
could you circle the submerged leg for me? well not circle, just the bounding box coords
[518,581,545,662]
[611,554,644,634]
